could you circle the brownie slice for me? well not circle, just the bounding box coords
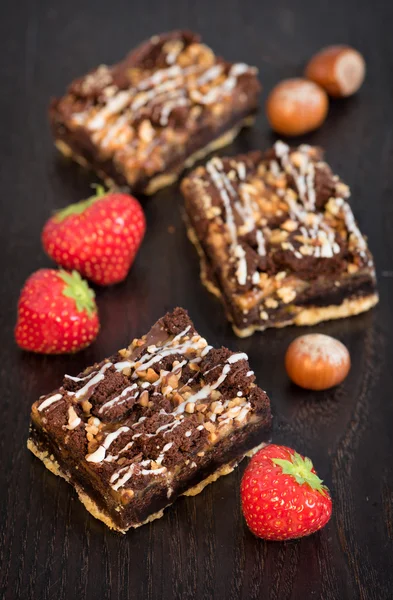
[28,308,271,533]
[181,141,378,336]
[49,30,261,195]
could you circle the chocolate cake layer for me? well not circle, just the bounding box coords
[50,30,261,194]
[181,142,378,336]
[28,308,271,532]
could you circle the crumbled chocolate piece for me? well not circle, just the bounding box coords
[161,307,196,336]
[91,369,130,406]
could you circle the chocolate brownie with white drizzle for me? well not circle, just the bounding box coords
[28,308,271,532]
[181,141,378,337]
[49,30,261,194]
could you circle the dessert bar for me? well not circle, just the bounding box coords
[50,30,261,194]
[181,141,378,336]
[28,308,271,532]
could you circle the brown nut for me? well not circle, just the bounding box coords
[305,45,365,98]
[138,390,149,407]
[266,78,328,136]
[145,368,159,383]
[285,333,350,390]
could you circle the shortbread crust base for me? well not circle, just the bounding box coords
[27,437,266,534]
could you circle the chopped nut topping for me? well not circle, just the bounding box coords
[166,373,181,389]
[139,391,149,407]
[204,421,216,433]
[173,392,184,405]
[145,368,160,383]
[81,399,93,414]
[276,286,297,304]
[119,348,131,358]
[265,297,278,309]
[228,398,243,408]
[281,219,298,232]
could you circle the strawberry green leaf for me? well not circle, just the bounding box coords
[58,270,96,317]
[54,184,107,222]
[272,451,328,495]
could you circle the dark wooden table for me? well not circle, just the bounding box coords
[1,0,393,598]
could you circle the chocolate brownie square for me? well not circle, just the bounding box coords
[28,308,271,532]
[181,141,378,336]
[50,30,261,194]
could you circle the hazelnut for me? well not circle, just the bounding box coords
[285,333,350,390]
[305,45,365,98]
[266,78,328,136]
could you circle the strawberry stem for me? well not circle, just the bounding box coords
[54,184,107,222]
[272,451,328,495]
[58,270,96,317]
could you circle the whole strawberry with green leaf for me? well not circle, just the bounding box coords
[15,269,99,354]
[241,444,332,541]
[42,186,146,285]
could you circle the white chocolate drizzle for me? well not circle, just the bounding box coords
[86,426,131,463]
[272,141,345,260]
[99,384,139,414]
[65,406,81,430]
[334,198,367,256]
[173,351,247,415]
[207,158,251,285]
[70,54,256,160]
[64,372,96,383]
[275,141,315,209]
[227,352,248,363]
[38,393,63,412]
[67,362,113,400]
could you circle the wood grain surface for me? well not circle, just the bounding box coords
[1,0,393,598]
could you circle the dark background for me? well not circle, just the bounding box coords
[1,0,393,598]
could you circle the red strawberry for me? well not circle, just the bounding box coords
[15,269,99,354]
[42,186,146,285]
[241,444,332,541]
